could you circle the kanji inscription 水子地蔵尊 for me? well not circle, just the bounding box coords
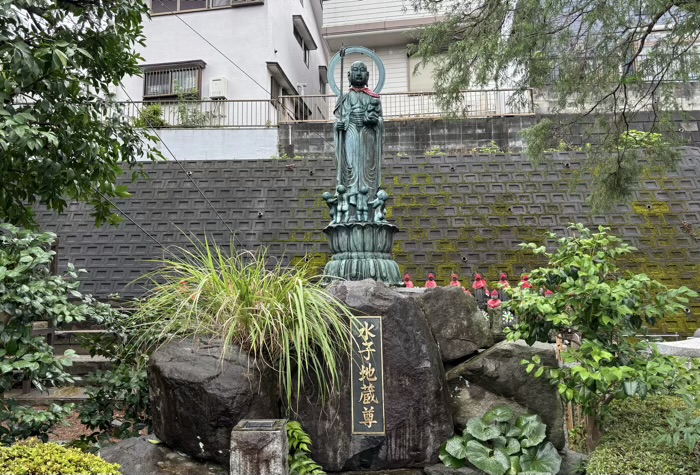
[351,316,385,435]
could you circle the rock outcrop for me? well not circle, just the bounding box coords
[294,280,454,471]
[446,340,565,450]
[99,436,228,475]
[416,287,493,363]
[148,338,279,464]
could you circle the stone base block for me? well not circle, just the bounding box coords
[230,419,288,475]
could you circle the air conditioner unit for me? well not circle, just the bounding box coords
[209,77,228,99]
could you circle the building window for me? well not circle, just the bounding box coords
[408,55,436,92]
[319,66,328,94]
[142,60,206,99]
[294,26,310,67]
[150,0,260,14]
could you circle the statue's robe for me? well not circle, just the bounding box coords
[333,87,384,206]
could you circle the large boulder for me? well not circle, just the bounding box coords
[424,465,485,475]
[99,436,228,475]
[446,340,565,450]
[448,379,529,431]
[416,287,493,362]
[336,470,424,475]
[294,280,454,471]
[148,338,279,464]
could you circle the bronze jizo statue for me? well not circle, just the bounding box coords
[322,47,402,286]
[334,61,384,206]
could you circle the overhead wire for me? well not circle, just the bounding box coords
[153,0,271,96]
[94,189,167,249]
[64,12,246,250]
[118,85,245,250]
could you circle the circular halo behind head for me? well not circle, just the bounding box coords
[327,46,386,96]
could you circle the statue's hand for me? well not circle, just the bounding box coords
[334,121,346,131]
[364,113,379,126]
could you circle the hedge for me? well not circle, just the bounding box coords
[587,395,700,475]
[0,439,121,475]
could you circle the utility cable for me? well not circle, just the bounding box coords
[118,85,246,250]
[63,13,245,249]
[94,189,167,250]
[153,0,271,96]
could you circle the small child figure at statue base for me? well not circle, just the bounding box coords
[498,272,510,302]
[336,185,349,224]
[425,273,437,289]
[322,191,338,224]
[519,274,533,290]
[369,189,389,222]
[403,273,414,288]
[449,273,462,288]
[472,273,489,307]
[487,290,502,309]
[356,185,370,222]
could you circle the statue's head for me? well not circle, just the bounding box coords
[348,61,369,88]
[376,189,388,200]
[359,185,369,194]
[336,184,346,194]
[322,191,332,201]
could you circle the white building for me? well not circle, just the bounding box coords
[320,1,522,118]
[119,0,329,105]
[322,0,442,94]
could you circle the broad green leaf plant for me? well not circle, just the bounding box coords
[0,224,123,444]
[505,224,697,430]
[440,406,561,475]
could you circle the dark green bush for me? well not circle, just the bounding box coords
[0,224,123,444]
[74,302,152,450]
[587,395,700,475]
[134,104,167,128]
[0,439,121,474]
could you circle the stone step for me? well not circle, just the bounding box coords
[66,355,114,386]
[9,386,88,405]
[53,329,116,355]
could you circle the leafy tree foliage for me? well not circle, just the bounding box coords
[504,224,697,443]
[0,224,123,444]
[411,0,700,206]
[0,0,161,228]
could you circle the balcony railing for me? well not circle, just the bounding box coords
[119,89,534,128]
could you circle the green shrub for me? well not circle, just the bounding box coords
[505,224,697,431]
[133,104,167,128]
[129,239,356,410]
[0,224,123,444]
[0,439,121,475]
[654,359,700,454]
[74,304,151,450]
[439,406,561,475]
[587,395,700,475]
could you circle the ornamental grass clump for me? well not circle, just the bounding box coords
[131,239,355,409]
